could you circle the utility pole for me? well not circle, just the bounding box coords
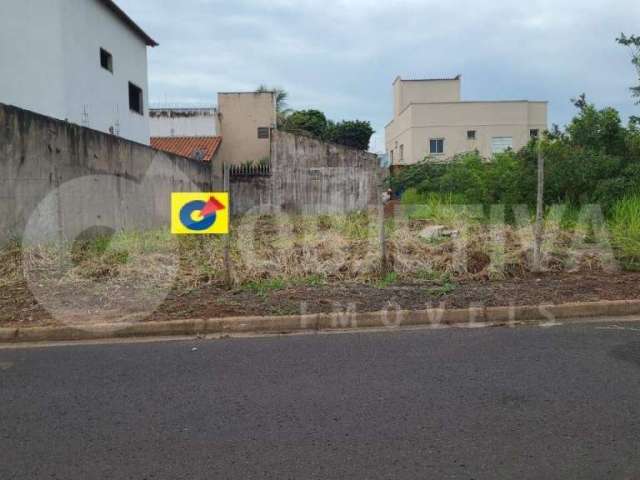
[533,138,544,272]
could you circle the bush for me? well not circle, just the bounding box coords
[390,97,640,219]
[325,120,375,151]
[282,110,328,138]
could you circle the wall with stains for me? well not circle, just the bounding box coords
[0,104,384,243]
[0,103,212,243]
[230,130,384,215]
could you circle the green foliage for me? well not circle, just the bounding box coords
[617,33,640,103]
[567,95,627,154]
[610,195,640,269]
[426,281,457,297]
[376,271,398,288]
[258,85,374,150]
[282,109,328,138]
[282,113,374,151]
[391,96,640,218]
[401,190,479,225]
[324,120,375,151]
[242,278,287,296]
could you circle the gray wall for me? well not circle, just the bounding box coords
[0,103,212,242]
[0,104,384,244]
[230,130,384,215]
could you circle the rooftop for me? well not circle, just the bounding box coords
[394,75,461,84]
[99,0,158,47]
[151,136,222,162]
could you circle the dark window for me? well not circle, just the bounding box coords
[100,48,113,73]
[399,144,404,161]
[429,138,444,154]
[257,127,270,139]
[467,130,476,140]
[390,150,394,163]
[129,82,143,115]
[530,129,540,138]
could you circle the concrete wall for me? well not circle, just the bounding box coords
[230,130,384,215]
[150,108,218,137]
[0,104,382,243]
[215,92,277,166]
[0,103,212,243]
[0,0,152,145]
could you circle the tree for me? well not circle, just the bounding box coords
[258,86,375,150]
[257,85,291,127]
[325,120,375,151]
[282,110,328,138]
[617,33,640,103]
[567,94,627,156]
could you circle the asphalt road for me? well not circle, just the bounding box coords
[3,321,640,479]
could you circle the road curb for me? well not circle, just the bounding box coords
[2,299,640,344]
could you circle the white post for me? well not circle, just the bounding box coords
[223,164,232,288]
[533,139,544,272]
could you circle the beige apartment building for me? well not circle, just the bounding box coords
[385,76,547,167]
[215,91,277,166]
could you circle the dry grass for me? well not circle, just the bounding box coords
[1,210,619,305]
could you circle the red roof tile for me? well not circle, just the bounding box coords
[151,136,222,162]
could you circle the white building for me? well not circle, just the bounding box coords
[0,0,157,145]
[385,76,547,165]
[150,107,218,137]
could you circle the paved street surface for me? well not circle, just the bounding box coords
[3,321,640,479]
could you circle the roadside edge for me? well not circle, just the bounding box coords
[2,299,640,344]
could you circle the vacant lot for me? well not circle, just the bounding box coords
[1,208,638,326]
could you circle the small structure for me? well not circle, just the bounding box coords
[385,76,547,166]
[149,107,218,137]
[151,136,222,163]
[215,92,277,166]
[0,0,157,145]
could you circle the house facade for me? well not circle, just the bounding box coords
[385,76,547,166]
[0,0,156,145]
[214,92,277,166]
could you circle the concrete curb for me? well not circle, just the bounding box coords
[2,299,640,344]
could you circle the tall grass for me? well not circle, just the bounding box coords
[400,189,480,226]
[610,195,640,268]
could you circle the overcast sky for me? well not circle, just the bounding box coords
[119,0,639,152]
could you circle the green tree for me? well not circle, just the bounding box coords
[282,109,328,138]
[567,94,627,155]
[617,33,640,104]
[325,120,374,150]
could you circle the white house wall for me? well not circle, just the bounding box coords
[0,0,151,145]
[0,0,67,119]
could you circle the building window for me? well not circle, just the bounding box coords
[257,127,270,139]
[491,136,513,154]
[128,82,143,115]
[390,150,394,163]
[429,138,444,155]
[467,130,476,140]
[399,144,404,161]
[100,48,113,73]
[530,129,540,138]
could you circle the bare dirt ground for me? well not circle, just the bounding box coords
[3,272,640,327]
